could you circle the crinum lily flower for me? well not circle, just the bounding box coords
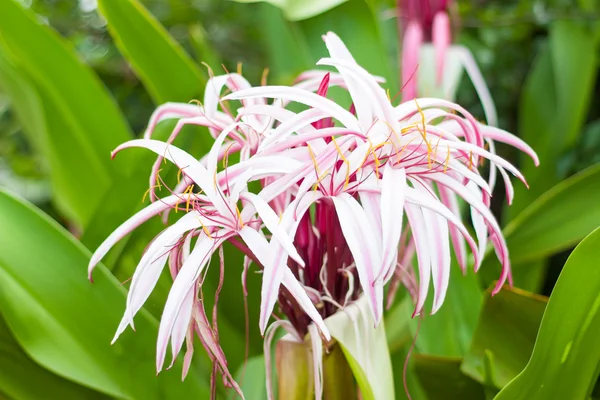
[88,31,537,398]
[398,0,498,126]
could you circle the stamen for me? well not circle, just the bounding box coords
[414,99,433,168]
[261,68,270,87]
[307,143,323,191]
[142,184,162,203]
[444,146,451,173]
[396,138,416,163]
[236,205,244,228]
[331,136,351,189]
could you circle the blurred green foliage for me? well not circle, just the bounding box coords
[0,0,599,399]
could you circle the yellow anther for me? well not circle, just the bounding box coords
[142,184,162,203]
[444,146,451,173]
[396,138,416,163]
[359,139,375,173]
[331,136,351,189]
[380,120,401,151]
[307,143,325,191]
[261,68,270,86]
[414,99,433,169]
[202,223,213,239]
[223,142,236,169]
[236,205,244,228]
[237,62,243,75]
[184,185,194,212]
[468,151,474,170]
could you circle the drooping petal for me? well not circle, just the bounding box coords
[240,192,305,267]
[379,165,406,281]
[332,193,384,324]
[156,233,226,372]
[437,184,468,272]
[404,203,431,316]
[114,212,208,342]
[88,193,196,279]
[422,206,451,313]
[112,139,230,215]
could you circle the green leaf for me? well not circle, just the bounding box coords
[231,0,348,21]
[390,346,427,400]
[0,314,109,400]
[412,264,483,357]
[462,287,547,389]
[325,296,395,400]
[508,21,599,219]
[414,356,485,400]
[229,355,268,400]
[495,227,600,400]
[0,189,210,399]
[385,296,413,354]
[98,0,207,104]
[480,163,600,287]
[0,0,134,227]
[505,163,600,263]
[254,3,313,84]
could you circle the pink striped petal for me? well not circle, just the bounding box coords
[223,86,361,132]
[88,193,195,279]
[437,185,468,272]
[240,192,305,267]
[379,165,406,281]
[332,193,384,324]
[404,203,431,315]
[423,207,451,313]
[156,234,225,372]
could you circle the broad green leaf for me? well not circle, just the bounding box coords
[505,163,600,263]
[0,0,134,227]
[390,346,427,400]
[99,0,207,104]
[509,21,598,219]
[495,227,600,400]
[0,189,210,399]
[254,3,313,84]
[462,287,547,389]
[230,355,268,400]
[326,296,395,400]
[411,264,483,357]
[414,356,485,400]
[0,52,112,225]
[0,314,109,400]
[385,296,413,353]
[232,0,347,21]
[0,52,45,153]
[480,163,600,288]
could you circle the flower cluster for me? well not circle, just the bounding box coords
[88,31,537,395]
